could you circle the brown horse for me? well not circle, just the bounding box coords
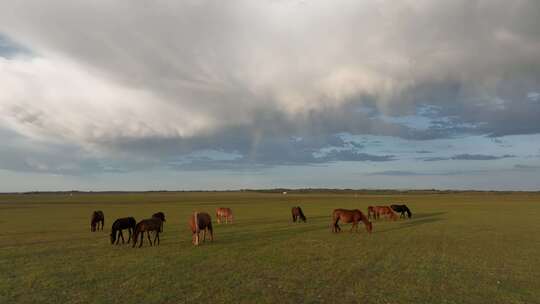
[216,208,233,224]
[331,209,372,233]
[152,212,166,232]
[132,218,162,248]
[91,210,104,232]
[291,206,306,223]
[375,206,398,221]
[189,212,213,246]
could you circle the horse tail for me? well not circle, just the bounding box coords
[132,222,142,245]
[332,211,340,232]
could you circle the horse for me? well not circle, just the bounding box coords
[132,218,162,248]
[189,212,213,246]
[291,206,306,223]
[375,206,398,221]
[391,204,412,218]
[216,208,233,224]
[152,212,166,231]
[331,209,372,234]
[110,217,136,245]
[367,206,377,220]
[90,210,104,232]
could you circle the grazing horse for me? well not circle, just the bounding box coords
[90,210,104,232]
[152,212,166,232]
[110,217,136,245]
[391,204,412,218]
[132,218,162,248]
[331,209,372,234]
[291,206,307,223]
[189,212,213,246]
[376,206,398,221]
[216,208,233,224]
[367,206,377,220]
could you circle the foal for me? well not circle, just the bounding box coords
[91,210,104,232]
[291,206,307,223]
[110,217,136,245]
[331,209,372,234]
[132,218,163,248]
[189,212,213,246]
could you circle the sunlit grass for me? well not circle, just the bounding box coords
[1,191,539,303]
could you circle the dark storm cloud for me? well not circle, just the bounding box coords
[423,154,515,162]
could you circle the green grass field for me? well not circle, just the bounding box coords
[1,191,539,304]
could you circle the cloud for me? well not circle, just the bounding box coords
[514,164,540,170]
[0,1,539,174]
[423,154,515,161]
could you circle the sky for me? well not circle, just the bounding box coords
[0,0,540,191]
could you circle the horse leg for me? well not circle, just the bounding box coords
[115,231,120,245]
[119,230,125,244]
[203,229,207,242]
[154,231,159,246]
[139,232,144,248]
[147,231,153,246]
[127,228,132,243]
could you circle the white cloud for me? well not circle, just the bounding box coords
[0,56,214,147]
[0,1,538,146]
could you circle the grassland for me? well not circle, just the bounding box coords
[1,191,539,304]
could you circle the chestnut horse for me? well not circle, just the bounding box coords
[189,212,213,246]
[132,218,162,248]
[291,206,306,223]
[376,206,398,221]
[91,210,104,232]
[110,217,136,245]
[331,209,372,233]
[152,212,166,231]
[390,204,412,218]
[216,208,233,224]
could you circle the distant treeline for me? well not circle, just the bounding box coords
[1,188,538,195]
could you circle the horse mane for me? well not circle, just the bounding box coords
[297,206,306,221]
[194,212,199,234]
[404,206,412,218]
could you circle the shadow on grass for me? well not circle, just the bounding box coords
[373,212,446,234]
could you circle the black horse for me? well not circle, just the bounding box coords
[291,206,307,223]
[110,217,137,245]
[390,204,412,218]
[152,212,166,232]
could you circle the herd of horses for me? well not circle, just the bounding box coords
[90,204,412,247]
